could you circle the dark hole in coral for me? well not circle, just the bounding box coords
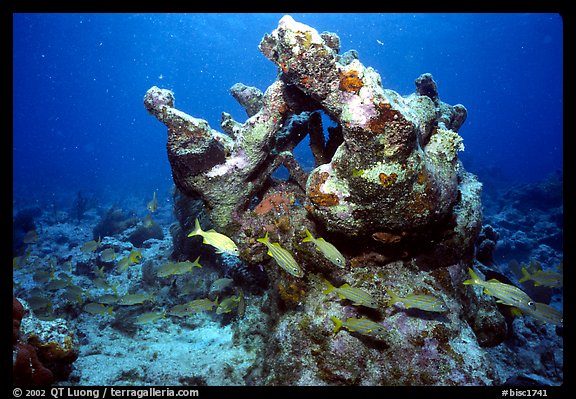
[248,195,262,211]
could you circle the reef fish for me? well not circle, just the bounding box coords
[386,288,448,313]
[135,311,165,325]
[99,248,116,262]
[324,280,378,309]
[188,218,239,256]
[81,237,101,253]
[517,302,563,326]
[83,302,114,316]
[117,292,154,306]
[186,297,219,313]
[209,277,234,293]
[330,316,387,338]
[463,268,536,312]
[302,228,346,268]
[257,232,304,278]
[216,295,241,314]
[33,269,55,283]
[168,303,194,318]
[94,294,119,305]
[93,277,117,292]
[117,248,143,273]
[169,298,219,317]
[13,253,30,269]
[143,214,154,228]
[26,294,53,312]
[62,285,84,303]
[236,289,246,318]
[519,267,563,288]
[157,257,202,278]
[46,276,72,291]
[147,191,158,213]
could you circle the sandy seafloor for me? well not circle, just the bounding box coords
[13,198,270,386]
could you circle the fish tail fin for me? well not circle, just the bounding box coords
[463,268,482,285]
[322,279,336,295]
[256,231,269,245]
[330,316,343,333]
[385,288,400,307]
[188,218,203,237]
[518,267,531,283]
[106,307,114,316]
[302,228,315,243]
[193,256,202,268]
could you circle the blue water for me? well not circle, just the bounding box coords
[13,13,563,209]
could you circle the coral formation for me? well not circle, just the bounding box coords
[93,206,138,239]
[137,15,561,387]
[128,221,164,247]
[146,16,478,254]
[144,78,312,233]
[13,297,79,385]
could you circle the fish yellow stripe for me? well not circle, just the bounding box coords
[258,233,303,277]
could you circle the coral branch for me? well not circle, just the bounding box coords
[145,79,311,232]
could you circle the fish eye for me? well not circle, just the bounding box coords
[528,301,535,307]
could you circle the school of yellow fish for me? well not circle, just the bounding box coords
[13,191,563,345]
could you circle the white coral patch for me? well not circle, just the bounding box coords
[205,153,249,178]
[278,15,323,56]
[341,94,378,127]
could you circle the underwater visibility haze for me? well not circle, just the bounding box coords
[12,13,563,386]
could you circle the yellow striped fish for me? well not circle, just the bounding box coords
[330,316,387,337]
[135,311,165,325]
[157,256,202,278]
[386,288,448,313]
[117,248,142,273]
[516,302,563,326]
[117,293,154,306]
[257,232,304,278]
[188,218,239,256]
[519,267,563,288]
[185,297,219,313]
[324,280,379,309]
[463,268,536,312]
[302,228,346,268]
[83,302,114,316]
[216,295,241,314]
